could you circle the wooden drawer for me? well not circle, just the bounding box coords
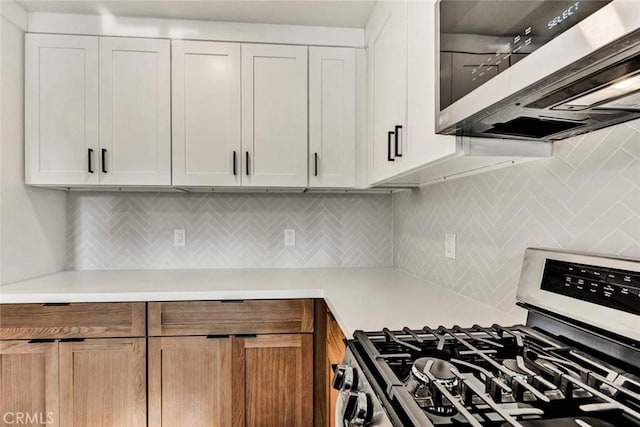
[148,299,314,336]
[0,303,146,339]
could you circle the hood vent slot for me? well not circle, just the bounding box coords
[485,117,585,139]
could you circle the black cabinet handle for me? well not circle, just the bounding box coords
[233,151,237,175]
[101,149,107,173]
[314,153,318,177]
[245,152,250,176]
[387,131,395,162]
[206,334,230,339]
[88,149,94,173]
[394,125,403,157]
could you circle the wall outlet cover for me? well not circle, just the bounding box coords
[445,233,456,259]
[174,229,186,247]
[284,229,296,246]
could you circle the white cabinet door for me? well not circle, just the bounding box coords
[403,0,457,170]
[99,37,171,186]
[241,44,308,187]
[309,47,356,188]
[25,34,99,185]
[367,1,408,185]
[172,41,241,187]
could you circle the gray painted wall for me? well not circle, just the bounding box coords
[393,121,640,316]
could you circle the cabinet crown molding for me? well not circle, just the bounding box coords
[27,12,365,47]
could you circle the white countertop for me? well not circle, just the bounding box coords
[0,268,524,337]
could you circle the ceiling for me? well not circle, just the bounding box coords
[17,0,377,28]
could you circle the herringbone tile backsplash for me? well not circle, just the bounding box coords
[68,193,393,269]
[393,121,640,315]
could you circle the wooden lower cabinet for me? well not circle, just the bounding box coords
[313,300,347,427]
[148,334,313,427]
[0,340,59,427]
[326,314,346,427]
[1,299,321,427]
[233,334,314,427]
[59,338,146,427]
[0,338,145,427]
[148,336,233,426]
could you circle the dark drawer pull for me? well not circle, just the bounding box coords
[101,149,108,173]
[233,151,237,175]
[206,334,230,339]
[88,148,94,173]
[42,303,70,306]
[314,152,319,177]
[59,338,85,342]
[28,339,55,344]
[394,125,403,157]
[387,131,395,162]
[245,152,250,176]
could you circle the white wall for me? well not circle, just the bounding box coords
[393,121,640,317]
[1,3,67,285]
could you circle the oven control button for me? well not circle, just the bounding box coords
[343,391,373,426]
[332,365,359,391]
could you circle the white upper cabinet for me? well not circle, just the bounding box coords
[25,34,99,186]
[403,0,457,170]
[308,47,357,188]
[241,44,308,187]
[172,41,241,187]
[367,1,408,185]
[99,37,171,186]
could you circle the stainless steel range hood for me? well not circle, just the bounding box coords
[437,0,640,142]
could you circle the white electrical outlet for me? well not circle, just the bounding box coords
[174,229,186,247]
[445,233,456,259]
[284,229,296,246]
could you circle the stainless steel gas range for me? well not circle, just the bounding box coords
[333,248,640,426]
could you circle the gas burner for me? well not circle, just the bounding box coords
[405,357,459,416]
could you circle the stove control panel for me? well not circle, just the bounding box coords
[541,259,640,315]
[334,349,395,427]
[333,365,359,392]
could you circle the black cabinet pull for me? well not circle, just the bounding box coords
[43,303,70,306]
[101,149,107,173]
[394,125,403,157]
[88,149,94,173]
[59,338,85,342]
[28,339,55,344]
[245,152,250,176]
[233,151,237,175]
[387,131,395,162]
[314,153,318,177]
